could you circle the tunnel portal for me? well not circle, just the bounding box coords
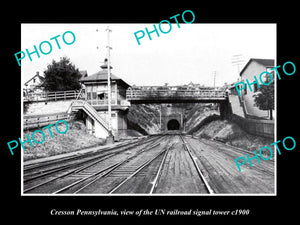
[167,119,180,130]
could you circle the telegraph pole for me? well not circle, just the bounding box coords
[159,106,161,132]
[213,70,216,90]
[232,54,245,80]
[106,26,113,138]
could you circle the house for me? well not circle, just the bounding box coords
[238,58,275,119]
[79,70,88,78]
[79,61,131,137]
[24,72,44,94]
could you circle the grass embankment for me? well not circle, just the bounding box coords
[23,121,105,161]
[127,104,161,134]
[182,104,273,155]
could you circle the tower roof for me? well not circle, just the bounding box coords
[80,69,130,88]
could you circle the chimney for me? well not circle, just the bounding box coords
[100,58,113,70]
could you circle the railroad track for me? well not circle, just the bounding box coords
[24,136,149,176]
[52,136,173,194]
[23,135,166,193]
[105,134,215,194]
[24,134,216,194]
[24,133,273,194]
[23,135,163,181]
[184,136,274,193]
[107,141,173,194]
[190,136,274,176]
[191,135,275,162]
[179,135,214,194]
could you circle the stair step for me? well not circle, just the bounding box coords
[71,100,110,131]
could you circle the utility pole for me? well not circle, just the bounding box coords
[213,70,216,90]
[232,54,245,80]
[159,105,162,133]
[106,26,113,138]
[212,70,217,97]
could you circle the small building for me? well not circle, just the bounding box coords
[79,61,131,138]
[79,70,88,78]
[24,72,44,94]
[239,58,274,119]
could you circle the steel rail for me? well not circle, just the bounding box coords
[180,135,214,194]
[149,144,171,194]
[53,141,163,194]
[24,135,158,179]
[53,159,127,194]
[24,136,164,193]
[197,137,275,163]
[73,143,164,194]
[24,153,116,193]
[108,145,171,194]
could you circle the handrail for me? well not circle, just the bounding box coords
[126,89,227,99]
[71,100,110,132]
[24,90,82,102]
[66,89,84,113]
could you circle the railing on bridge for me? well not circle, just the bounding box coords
[24,90,83,102]
[84,99,131,107]
[126,87,227,100]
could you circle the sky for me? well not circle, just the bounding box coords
[21,23,276,87]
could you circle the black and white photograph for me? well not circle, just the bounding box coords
[2,4,298,223]
[21,23,276,195]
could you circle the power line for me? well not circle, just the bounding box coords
[231,54,245,78]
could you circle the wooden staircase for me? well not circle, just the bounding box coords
[70,100,110,133]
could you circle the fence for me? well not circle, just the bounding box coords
[24,90,81,102]
[23,112,75,130]
[231,114,274,138]
[126,89,227,100]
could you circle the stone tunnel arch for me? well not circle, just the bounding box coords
[167,119,180,130]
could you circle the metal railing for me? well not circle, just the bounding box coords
[24,90,82,102]
[86,99,117,105]
[126,89,227,99]
[71,100,110,132]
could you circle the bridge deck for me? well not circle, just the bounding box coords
[126,89,227,103]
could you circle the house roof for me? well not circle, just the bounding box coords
[80,70,121,82]
[240,58,274,76]
[80,69,130,88]
[79,70,88,77]
[24,74,44,85]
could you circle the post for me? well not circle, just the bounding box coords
[213,71,216,90]
[159,105,162,132]
[213,70,216,96]
[231,54,244,78]
[106,27,113,142]
[180,113,183,131]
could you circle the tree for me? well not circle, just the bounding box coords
[253,80,274,120]
[42,57,82,91]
